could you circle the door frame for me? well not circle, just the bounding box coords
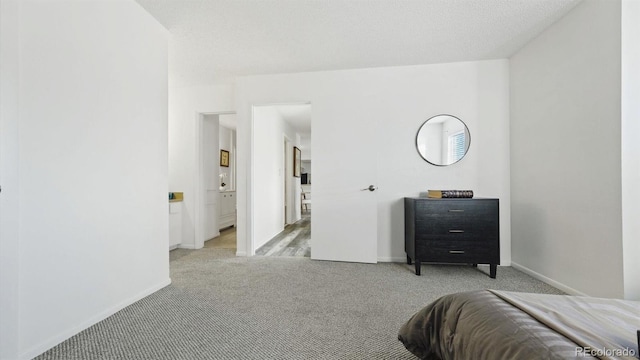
[247,102,310,256]
[194,111,235,249]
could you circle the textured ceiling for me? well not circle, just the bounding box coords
[136,0,582,87]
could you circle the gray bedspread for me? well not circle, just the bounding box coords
[398,290,640,360]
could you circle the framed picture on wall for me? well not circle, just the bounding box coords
[293,146,301,177]
[220,149,230,167]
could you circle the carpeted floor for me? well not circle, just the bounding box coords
[37,246,563,359]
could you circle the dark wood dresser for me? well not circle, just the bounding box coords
[404,197,500,278]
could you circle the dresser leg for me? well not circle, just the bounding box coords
[415,260,421,276]
[490,264,497,279]
[407,255,412,265]
[472,264,478,267]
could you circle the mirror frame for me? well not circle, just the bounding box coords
[415,114,471,166]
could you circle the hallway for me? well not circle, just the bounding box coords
[255,213,311,257]
[205,226,237,250]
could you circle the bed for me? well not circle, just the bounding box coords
[398,290,640,360]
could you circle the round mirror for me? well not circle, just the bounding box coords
[416,114,470,166]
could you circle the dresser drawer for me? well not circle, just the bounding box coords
[416,240,498,263]
[414,199,497,218]
[415,218,499,238]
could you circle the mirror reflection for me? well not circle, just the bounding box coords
[416,114,470,166]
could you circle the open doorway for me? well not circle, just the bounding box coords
[195,112,238,253]
[251,103,311,257]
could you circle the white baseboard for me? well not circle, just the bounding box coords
[205,232,221,240]
[511,261,587,296]
[377,256,406,262]
[23,278,172,360]
[235,251,247,257]
[177,244,197,249]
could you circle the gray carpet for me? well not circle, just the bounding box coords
[37,247,563,359]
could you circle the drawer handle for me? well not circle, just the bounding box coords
[449,230,465,233]
[449,209,464,212]
[449,250,465,254]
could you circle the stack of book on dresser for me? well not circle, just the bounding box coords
[427,190,474,198]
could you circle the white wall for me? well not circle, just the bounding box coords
[202,114,220,240]
[0,1,170,358]
[510,0,624,298]
[169,85,234,249]
[236,60,510,262]
[375,61,510,262]
[0,1,21,358]
[621,0,640,300]
[252,106,299,250]
[299,136,312,160]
